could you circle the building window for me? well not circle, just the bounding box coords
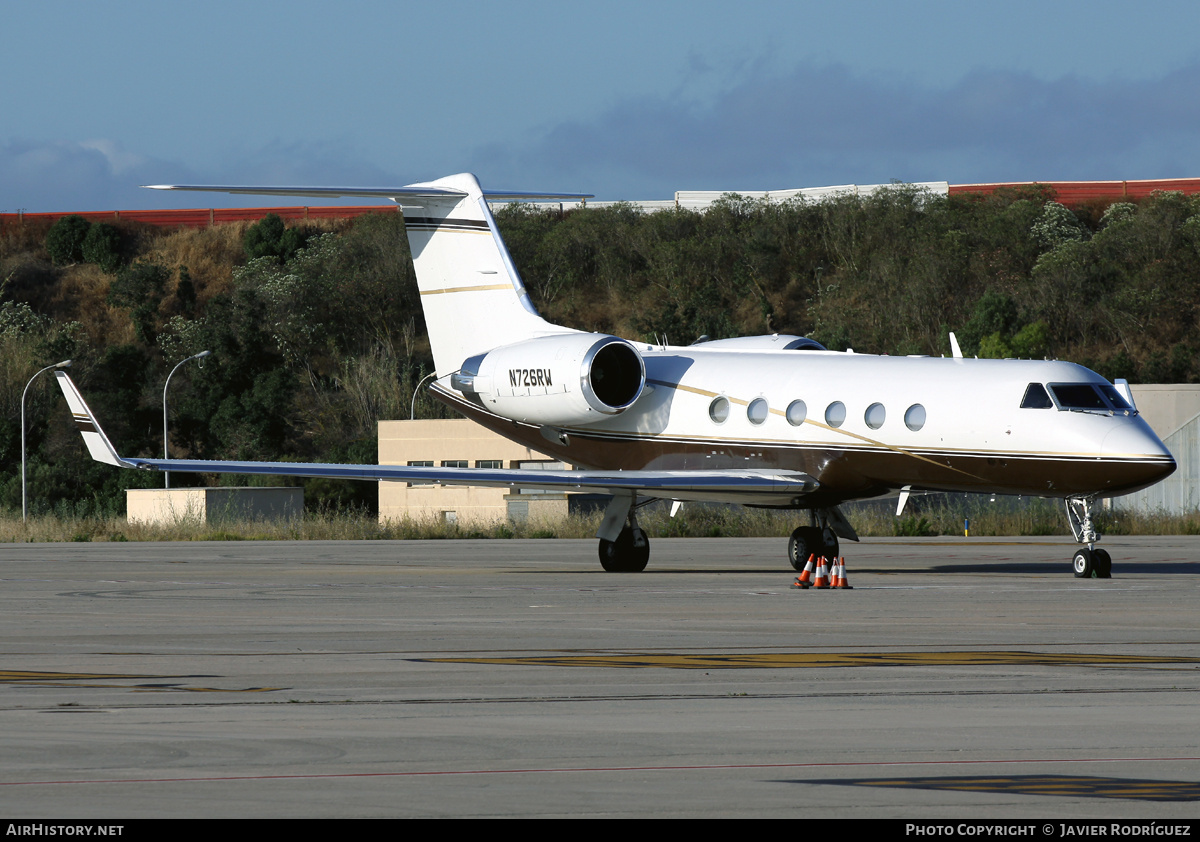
[476,460,503,469]
[516,460,566,495]
[441,460,468,468]
[407,460,434,487]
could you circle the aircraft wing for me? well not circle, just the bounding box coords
[56,372,816,503]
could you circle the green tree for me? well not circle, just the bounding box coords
[1031,201,1088,252]
[108,262,170,344]
[81,222,123,273]
[243,213,310,262]
[44,215,91,265]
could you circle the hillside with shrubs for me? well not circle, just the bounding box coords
[3,185,1199,516]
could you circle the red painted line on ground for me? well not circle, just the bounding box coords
[4,756,1199,787]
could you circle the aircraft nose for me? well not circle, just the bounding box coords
[1101,420,1176,492]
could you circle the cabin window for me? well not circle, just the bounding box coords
[709,396,730,424]
[904,404,926,431]
[1049,384,1107,411]
[864,402,886,430]
[825,401,846,428]
[747,397,768,425]
[1021,383,1053,409]
[786,400,807,426]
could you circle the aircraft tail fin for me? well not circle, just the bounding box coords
[396,173,581,376]
[146,174,592,377]
[55,371,135,468]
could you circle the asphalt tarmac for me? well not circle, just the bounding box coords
[1,535,1198,818]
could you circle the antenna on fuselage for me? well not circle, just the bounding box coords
[949,332,963,359]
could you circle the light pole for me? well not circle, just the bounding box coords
[163,350,211,489]
[22,359,72,521]
[410,371,437,420]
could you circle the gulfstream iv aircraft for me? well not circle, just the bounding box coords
[57,174,1175,576]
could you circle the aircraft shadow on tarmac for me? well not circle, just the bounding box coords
[929,561,1200,575]
[796,775,1200,802]
[517,561,1200,575]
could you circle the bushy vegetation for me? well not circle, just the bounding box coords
[44,215,91,265]
[3,187,1200,519]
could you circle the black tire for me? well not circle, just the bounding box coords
[1073,548,1094,578]
[598,526,650,572]
[599,539,622,572]
[823,530,840,561]
[788,526,823,571]
[1093,548,1112,578]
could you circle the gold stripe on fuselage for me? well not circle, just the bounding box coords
[420,284,515,296]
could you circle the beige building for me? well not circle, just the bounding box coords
[127,486,304,525]
[377,418,574,524]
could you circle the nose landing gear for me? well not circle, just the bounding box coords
[1066,497,1112,578]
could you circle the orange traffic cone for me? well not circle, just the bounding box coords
[791,554,815,589]
[832,557,853,589]
[813,556,830,589]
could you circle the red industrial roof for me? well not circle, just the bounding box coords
[0,205,399,230]
[949,178,1200,206]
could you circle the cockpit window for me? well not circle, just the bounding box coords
[1049,383,1109,411]
[1097,384,1132,410]
[1020,383,1053,409]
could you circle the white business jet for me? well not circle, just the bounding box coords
[56,173,1174,576]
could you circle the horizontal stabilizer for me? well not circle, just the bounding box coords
[144,181,592,203]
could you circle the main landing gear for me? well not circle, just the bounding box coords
[1066,496,1112,578]
[597,495,651,572]
[594,500,856,574]
[598,525,650,572]
[787,510,842,572]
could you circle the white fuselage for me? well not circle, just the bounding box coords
[437,346,1174,506]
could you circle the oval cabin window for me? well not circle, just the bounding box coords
[825,401,846,428]
[747,397,768,425]
[865,402,886,430]
[786,400,807,426]
[904,403,926,431]
[709,396,730,424]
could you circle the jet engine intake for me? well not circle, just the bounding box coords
[451,334,645,426]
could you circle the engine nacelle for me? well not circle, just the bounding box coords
[450,334,646,426]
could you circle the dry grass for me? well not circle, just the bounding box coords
[4,497,1191,544]
[142,224,247,305]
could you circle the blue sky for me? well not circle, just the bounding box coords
[4,0,1200,211]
